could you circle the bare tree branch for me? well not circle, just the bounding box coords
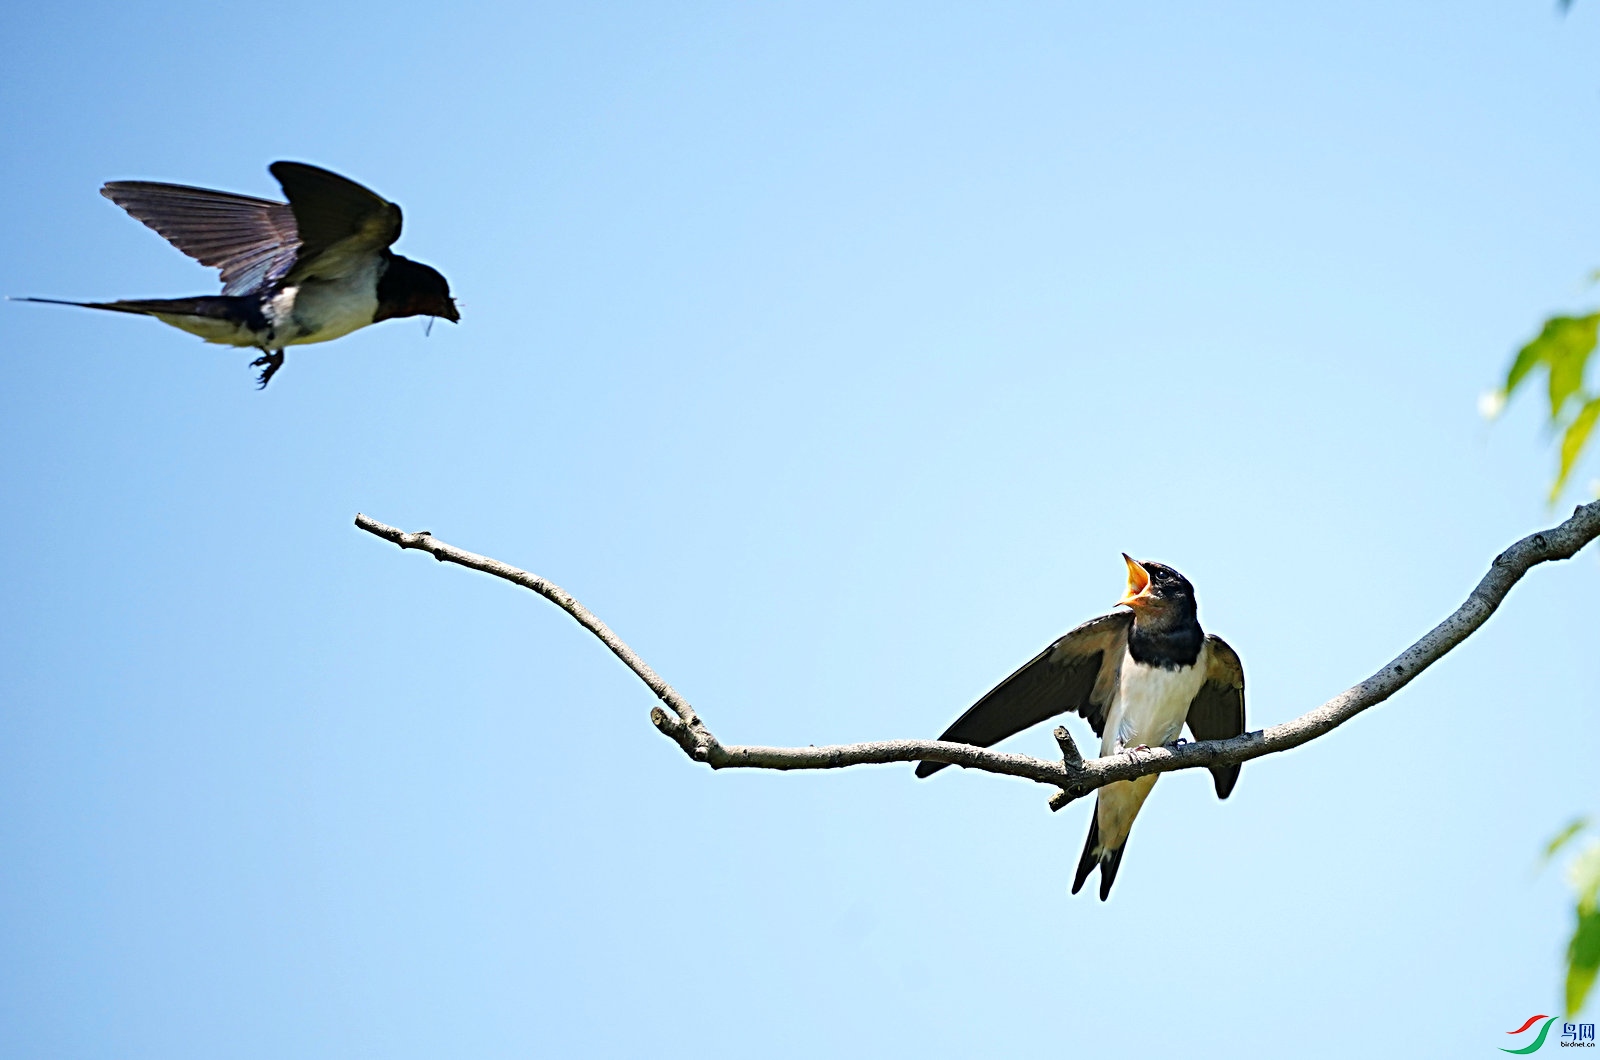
[355,501,1600,806]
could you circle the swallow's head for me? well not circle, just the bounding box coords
[376,254,460,324]
[1116,555,1195,614]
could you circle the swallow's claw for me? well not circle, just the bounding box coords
[250,350,285,389]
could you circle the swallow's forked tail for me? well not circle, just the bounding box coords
[1072,808,1126,901]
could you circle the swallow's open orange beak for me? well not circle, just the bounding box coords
[1117,553,1152,609]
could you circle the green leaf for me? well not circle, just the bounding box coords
[1505,331,1550,394]
[1546,818,1592,861]
[1503,315,1600,418]
[1569,841,1600,916]
[1552,397,1600,502]
[1568,908,1600,1017]
[1551,350,1596,421]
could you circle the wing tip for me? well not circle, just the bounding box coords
[99,182,134,206]
[913,761,944,779]
[99,180,167,203]
[268,160,312,182]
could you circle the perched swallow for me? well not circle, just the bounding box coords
[916,556,1246,900]
[15,162,458,387]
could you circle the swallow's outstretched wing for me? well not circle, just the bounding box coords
[268,162,401,283]
[914,610,1131,778]
[99,162,402,296]
[100,180,300,296]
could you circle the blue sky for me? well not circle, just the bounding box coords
[1,2,1597,1056]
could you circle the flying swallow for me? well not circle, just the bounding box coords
[15,162,458,387]
[916,555,1246,899]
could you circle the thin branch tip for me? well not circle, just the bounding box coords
[1053,725,1083,767]
[1048,789,1081,812]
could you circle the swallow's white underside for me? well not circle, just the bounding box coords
[1093,641,1209,855]
[154,257,381,349]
